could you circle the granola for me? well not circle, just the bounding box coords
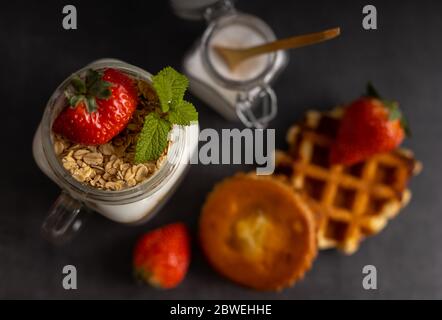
[53,79,168,191]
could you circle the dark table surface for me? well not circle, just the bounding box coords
[1,0,441,299]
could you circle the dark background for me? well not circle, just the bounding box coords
[1,0,441,299]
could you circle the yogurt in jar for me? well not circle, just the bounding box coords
[33,59,199,244]
[33,124,198,224]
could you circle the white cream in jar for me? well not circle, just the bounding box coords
[208,23,270,81]
[32,59,199,246]
[33,124,198,224]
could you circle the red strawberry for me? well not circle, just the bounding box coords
[133,223,191,289]
[53,68,138,145]
[330,96,406,165]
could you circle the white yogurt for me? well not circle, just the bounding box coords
[33,124,199,224]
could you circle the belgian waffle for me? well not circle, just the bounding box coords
[274,108,421,254]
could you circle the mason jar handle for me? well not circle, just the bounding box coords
[236,85,277,129]
[41,192,85,245]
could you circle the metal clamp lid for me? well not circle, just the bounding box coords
[170,0,235,21]
[236,86,277,129]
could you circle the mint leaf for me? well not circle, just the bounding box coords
[152,67,189,112]
[135,113,171,163]
[134,67,197,162]
[167,101,198,125]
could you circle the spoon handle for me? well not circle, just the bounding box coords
[241,27,340,58]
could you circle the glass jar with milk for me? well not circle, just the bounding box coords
[173,0,288,128]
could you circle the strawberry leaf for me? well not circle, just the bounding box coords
[69,95,84,108]
[89,81,112,98]
[365,83,410,137]
[388,108,401,120]
[401,117,412,137]
[85,96,98,113]
[87,70,112,99]
[384,101,411,137]
[86,69,101,88]
[366,82,381,99]
[71,76,86,94]
[96,88,112,100]
[384,101,401,120]
[68,69,112,113]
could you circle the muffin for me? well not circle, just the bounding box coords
[199,173,317,291]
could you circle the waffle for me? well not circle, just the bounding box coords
[274,108,422,254]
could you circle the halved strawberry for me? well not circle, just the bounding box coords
[133,223,191,289]
[330,84,408,166]
[52,68,138,145]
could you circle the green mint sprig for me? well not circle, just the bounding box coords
[134,67,198,163]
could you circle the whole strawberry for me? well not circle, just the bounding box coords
[330,85,408,165]
[133,223,191,289]
[53,68,138,145]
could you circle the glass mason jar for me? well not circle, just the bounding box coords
[32,59,199,244]
[178,0,288,128]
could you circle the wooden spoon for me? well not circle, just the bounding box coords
[213,27,340,71]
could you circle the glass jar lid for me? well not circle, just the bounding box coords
[170,0,235,20]
[201,13,278,91]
